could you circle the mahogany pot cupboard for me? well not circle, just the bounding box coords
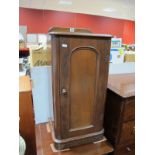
[48,28,112,150]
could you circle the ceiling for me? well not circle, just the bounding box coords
[19,0,135,21]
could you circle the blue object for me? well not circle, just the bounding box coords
[31,66,53,124]
[110,53,112,61]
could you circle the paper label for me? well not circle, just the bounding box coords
[62,44,68,48]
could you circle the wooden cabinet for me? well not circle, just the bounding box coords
[104,74,135,155]
[19,76,37,155]
[49,29,112,150]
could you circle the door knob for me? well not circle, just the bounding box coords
[126,147,132,152]
[60,88,68,96]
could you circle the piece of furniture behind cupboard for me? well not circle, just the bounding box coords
[49,28,112,150]
[104,74,135,155]
[19,76,37,155]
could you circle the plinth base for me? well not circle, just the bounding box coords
[51,128,104,150]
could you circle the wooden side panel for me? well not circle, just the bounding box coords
[19,92,37,155]
[119,121,135,144]
[70,49,97,130]
[123,98,135,122]
[104,89,124,145]
[51,35,62,139]
[19,76,37,155]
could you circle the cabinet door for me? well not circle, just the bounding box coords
[59,36,111,139]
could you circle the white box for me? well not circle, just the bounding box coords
[110,48,124,64]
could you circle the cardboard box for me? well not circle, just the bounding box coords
[124,54,135,62]
[30,47,51,67]
[19,41,26,48]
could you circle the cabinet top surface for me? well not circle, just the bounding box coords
[108,73,135,98]
[19,76,31,92]
[49,32,113,38]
